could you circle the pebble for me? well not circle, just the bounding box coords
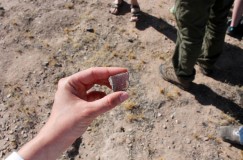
[186,139,191,144]
[7,94,12,98]
[54,63,62,67]
[170,114,175,119]
[128,144,133,147]
[0,7,5,17]
[127,128,132,132]
[86,27,94,33]
[42,62,49,66]
[163,125,167,129]
[203,137,209,141]
[128,38,134,43]
[157,113,162,117]
[55,72,66,80]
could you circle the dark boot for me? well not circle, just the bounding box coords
[159,64,192,90]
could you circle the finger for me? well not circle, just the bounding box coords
[70,67,127,89]
[86,91,106,102]
[88,91,129,116]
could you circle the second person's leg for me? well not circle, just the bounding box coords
[130,0,140,22]
[198,0,233,71]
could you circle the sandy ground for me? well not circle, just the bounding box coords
[0,0,243,159]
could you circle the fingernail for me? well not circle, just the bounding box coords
[120,92,129,102]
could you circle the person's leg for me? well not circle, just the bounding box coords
[130,0,140,22]
[230,0,243,27]
[109,0,124,15]
[160,0,213,89]
[172,0,213,79]
[227,0,243,36]
[130,0,139,6]
[197,0,233,71]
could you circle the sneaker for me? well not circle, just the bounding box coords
[219,126,243,145]
[227,26,239,37]
[159,64,191,90]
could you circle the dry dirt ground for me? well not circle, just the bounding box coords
[0,0,243,160]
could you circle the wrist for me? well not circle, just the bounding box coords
[18,123,74,160]
[18,134,49,160]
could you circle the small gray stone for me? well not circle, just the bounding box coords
[186,139,191,144]
[86,27,94,32]
[0,7,5,17]
[43,62,49,66]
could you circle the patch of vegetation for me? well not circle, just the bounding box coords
[126,113,144,123]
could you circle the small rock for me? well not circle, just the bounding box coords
[86,28,94,33]
[170,114,175,119]
[55,72,66,80]
[7,94,12,98]
[23,134,28,138]
[0,7,5,17]
[128,38,134,43]
[87,127,92,131]
[54,63,62,67]
[157,113,162,117]
[42,62,49,66]
[203,137,209,141]
[163,125,167,129]
[186,139,191,144]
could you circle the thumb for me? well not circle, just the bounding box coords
[89,91,129,116]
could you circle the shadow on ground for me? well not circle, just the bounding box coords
[136,11,243,86]
[189,83,243,124]
[109,1,131,16]
[136,11,243,122]
[135,11,177,43]
[211,42,243,86]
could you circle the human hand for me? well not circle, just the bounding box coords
[18,67,129,160]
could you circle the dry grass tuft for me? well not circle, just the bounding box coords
[126,113,144,122]
[64,2,74,9]
[220,114,238,125]
[123,100,137,110]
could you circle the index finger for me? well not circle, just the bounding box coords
[70,67,128,88]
